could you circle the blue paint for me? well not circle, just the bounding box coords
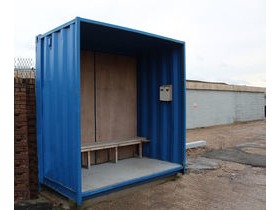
[75,17,82,205]
[159,51,171,161]
[36,17,186,205]
[137,47,185,165]
[181,45,187,171]
[36,21,81,203]
[44,177,77,201]
[35,35,44,186]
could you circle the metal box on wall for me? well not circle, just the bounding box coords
[160,85,173,101]
[36,17,186,205]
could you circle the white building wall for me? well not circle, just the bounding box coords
[186,90,265,129]
[235,92,265,122]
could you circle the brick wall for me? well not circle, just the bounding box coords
[14,77,38,201]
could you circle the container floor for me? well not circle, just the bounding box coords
[82,157,181,192]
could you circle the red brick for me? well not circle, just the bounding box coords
[14,152,29,159]
[14,78,38,201]
[15,114,27,121]
[16,125,28,131]
[15,121,28,126]
[14,144,28,150]
[14,83,23,88]
[15,109,27,114]
[14,171,29,178]
[15,100,26,105]
[20,96,27,101]
[14,133,28,139]
[16,91,26,96]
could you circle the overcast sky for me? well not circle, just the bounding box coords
[14,0,266,87]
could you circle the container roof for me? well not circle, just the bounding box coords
[38,17,185,55]
[79,17,184,55]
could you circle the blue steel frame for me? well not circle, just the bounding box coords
[36,18,82,204]
[36,17,186,205]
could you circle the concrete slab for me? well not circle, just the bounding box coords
[14,198,53,210]
[82,157,181,192]
[186,140,207,149]
[187,157,221,171]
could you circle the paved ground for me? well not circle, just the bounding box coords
[15,120,266,210]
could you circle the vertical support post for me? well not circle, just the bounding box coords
[87,151,91,169]
[139,142,143,158]
[109,148,112,162]
[115,147,118,163]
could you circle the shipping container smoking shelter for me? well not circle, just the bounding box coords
[36,17,186,205]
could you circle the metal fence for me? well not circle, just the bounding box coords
[14,58,36,78]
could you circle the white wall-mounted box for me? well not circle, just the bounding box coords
[160,85,172,101]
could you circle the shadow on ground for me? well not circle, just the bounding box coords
[14,200,53,210]
[202,144,266,168]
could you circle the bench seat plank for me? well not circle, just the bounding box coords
[81,137,148,151]
[81,137,149,168]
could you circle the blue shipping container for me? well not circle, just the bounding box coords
[36,17,186,205]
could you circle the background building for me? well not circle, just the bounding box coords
[186,80,266,129]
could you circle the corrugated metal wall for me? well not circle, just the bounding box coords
[138,47,186,165]
[36,20,81,202]
[186,89,265,129]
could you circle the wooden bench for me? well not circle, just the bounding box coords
[81,137,149,169]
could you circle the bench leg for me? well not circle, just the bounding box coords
[139,143,142,158]
[87,151,91,169]
[115,147,118,163]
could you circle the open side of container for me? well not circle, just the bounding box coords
[36,17,186,205]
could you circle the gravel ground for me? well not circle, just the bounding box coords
[187,120,266,151]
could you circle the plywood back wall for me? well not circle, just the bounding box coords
[80,51,137,144]
[95,52,137,142]
[80,51,95,144]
